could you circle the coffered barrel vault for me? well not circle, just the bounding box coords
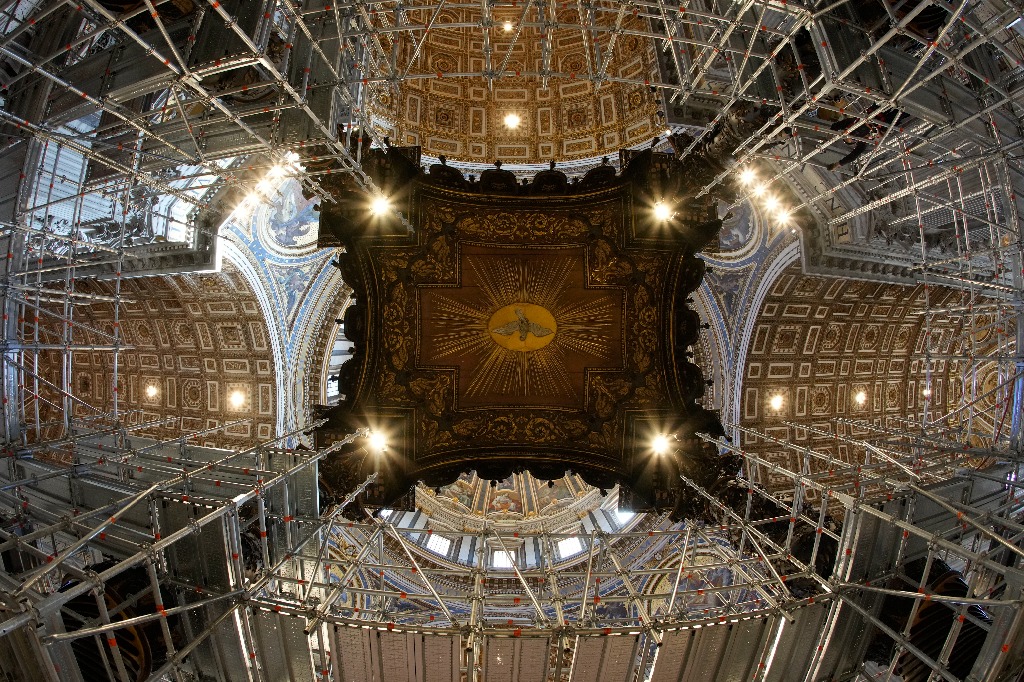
[740,262,1005,504]
[365,4,663,164]
[25,265,278,454]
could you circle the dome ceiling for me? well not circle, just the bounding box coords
[365,3,663,165]
[417,471,607,532]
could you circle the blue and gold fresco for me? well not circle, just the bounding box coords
[698,197,802,426]
[230,177,336,326]
[224,176,344,439]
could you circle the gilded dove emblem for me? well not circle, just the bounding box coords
[491,308,554,341]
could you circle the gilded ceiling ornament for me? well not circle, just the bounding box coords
[420,250,620,405]
[489,305,556,349]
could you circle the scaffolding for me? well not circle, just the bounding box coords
[0,419,1019,681]
[0,0,1021,680]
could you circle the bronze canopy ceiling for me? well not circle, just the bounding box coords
[315,146,724,513]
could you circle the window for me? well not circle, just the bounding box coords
[493,549,515,569]
[379,508,394,519]
[616,510,636,524]
[557,537,583,558]
[425,533,452,556]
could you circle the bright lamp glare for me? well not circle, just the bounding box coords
[229,390,245,408]
[653,201,672,221]
[503,20,513,31]
[922,387,932,397]
[854,391,867,406]
[368,431,387,451]
[145,385,158,399]
[751,184,766,198]
[371,196,391,215]
[763,196,780,214]
[504,113,521,129]
[652,434,672,455]
[739,168,756,185]
[769,394,784,411]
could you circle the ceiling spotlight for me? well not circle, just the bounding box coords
[769,394,784,411]
[145,385,158,399]
[652,434,672,455]
[854,391,867,406]
[370,195,391,216]
[504,112,521,129]
[763,195,780,214]
[368,431,388,452]
[503,20,513,32]
[653,201,672,221]
[739,168,756,185]
[775,210,791,225]
[751,184,766,198]
[922,387,932,397]
[229,390,246,408]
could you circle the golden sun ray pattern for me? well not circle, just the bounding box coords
[423,252,620,401]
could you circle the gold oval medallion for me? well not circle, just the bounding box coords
[488,303,557,352]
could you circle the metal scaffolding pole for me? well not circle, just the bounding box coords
[0,1,1021,679]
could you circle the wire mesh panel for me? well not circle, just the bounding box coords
[762,607,831,682]
[482,636,550,682]
[178,600,252,682]
[329,625,461,682]
[650,615,838,682]
[652,626,728,681]
[161,497,233,594]
[421,633,461,682]
[209,610,253,682]
[250,608,315,682]
[372,630,418,682]
[331,626,374,682]
[0,626,51,682]
[568,634,639,682]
